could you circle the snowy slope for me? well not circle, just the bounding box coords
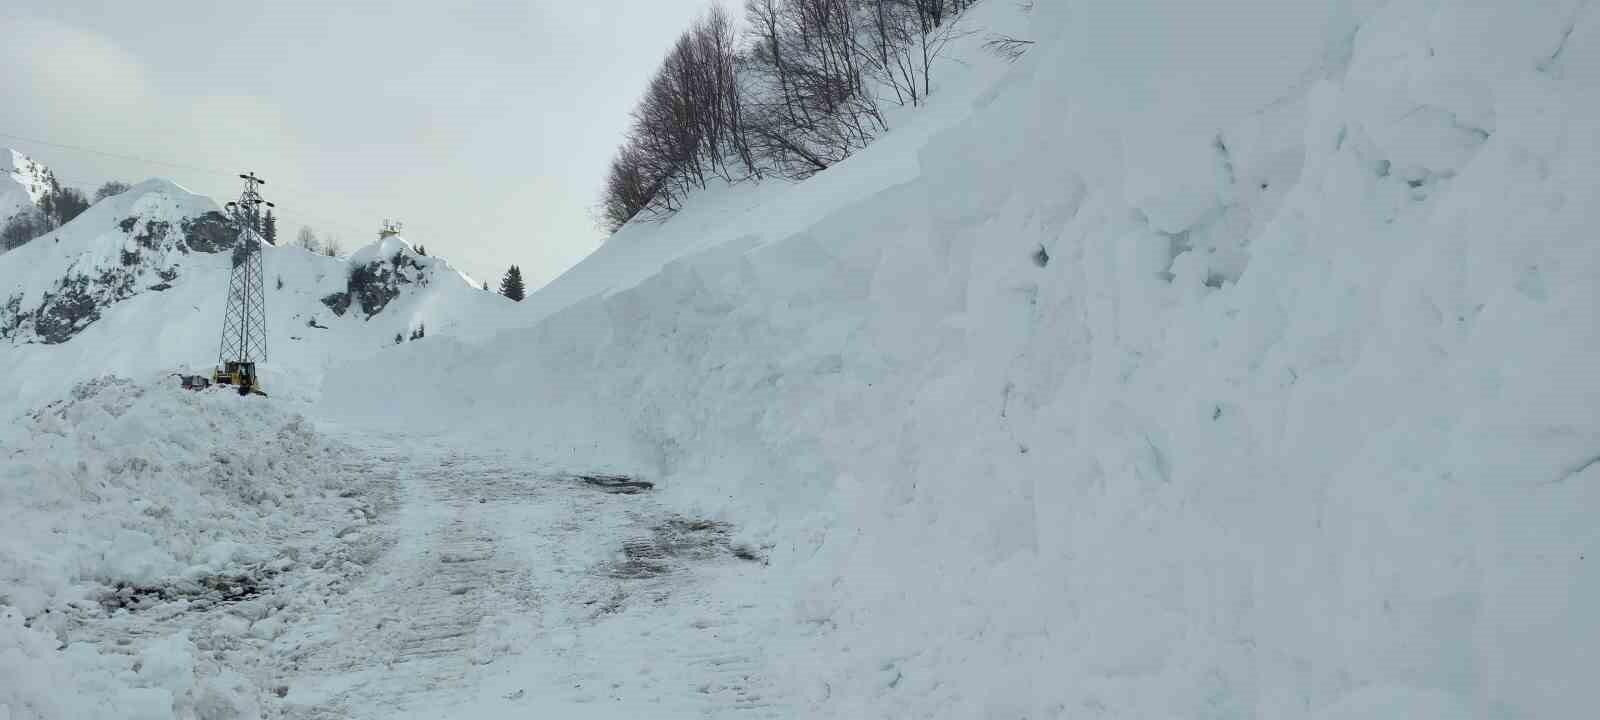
[0,179,519,412]
[326,0,1600,717]
[0,148,52,230]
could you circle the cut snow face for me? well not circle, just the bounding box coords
[322,0,1600,717]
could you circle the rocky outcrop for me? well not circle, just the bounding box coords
[321,250,428,320]
[1,185,241,345]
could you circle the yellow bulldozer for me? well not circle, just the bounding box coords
[213,361,266,396]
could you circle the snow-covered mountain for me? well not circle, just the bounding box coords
[0,178,228,345]
[0,148,52,229]
[0,177,517,410]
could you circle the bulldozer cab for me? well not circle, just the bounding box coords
[214,361,266,396]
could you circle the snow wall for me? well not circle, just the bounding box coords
[325,0,1600,716]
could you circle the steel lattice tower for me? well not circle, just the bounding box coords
[218,173,272,366]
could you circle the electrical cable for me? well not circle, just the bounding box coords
[1,129,440,246]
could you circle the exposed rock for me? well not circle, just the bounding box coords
[321,251,425,319]
[180,211,239,254]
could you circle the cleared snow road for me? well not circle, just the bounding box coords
[47,430,787,719]
[263,435,785,719]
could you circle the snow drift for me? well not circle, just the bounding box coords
[0,375,387,720]
[327,0,1600,716]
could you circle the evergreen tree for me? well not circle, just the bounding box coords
[498,265,526,302]
[262,210,278,245]
[39,179,89,228]
[1,208,49,250]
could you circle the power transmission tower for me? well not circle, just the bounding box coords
[217,172,273,375]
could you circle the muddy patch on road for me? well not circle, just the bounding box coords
[601,515,764,581]
[96,569,273,613]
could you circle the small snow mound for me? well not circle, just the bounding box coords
[347,235,418,268]
[1,374,355,613]
[1,373,381,719]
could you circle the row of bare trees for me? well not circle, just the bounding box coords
[601,0,976,232]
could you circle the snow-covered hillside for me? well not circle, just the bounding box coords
[0,178,517,411]
[326,0,1600,717]
[0,148,52,230]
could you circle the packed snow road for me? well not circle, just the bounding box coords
[64,430,787,719]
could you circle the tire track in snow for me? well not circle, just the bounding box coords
[271,438,785,718]
[275,449,540,718]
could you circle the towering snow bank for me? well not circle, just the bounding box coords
[328,0,1598,716]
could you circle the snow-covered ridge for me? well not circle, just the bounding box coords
[0,178,231,345]
[0,147,53,227]
[0,178,517,413]
[0,148,50,222]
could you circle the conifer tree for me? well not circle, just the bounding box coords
[262,210,278,245]
[499,265,526,302]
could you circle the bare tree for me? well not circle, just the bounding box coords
[296,226,321,253]
[601,146,658,232]
[600,6,757,229]
[739,0,886,179]
[93,181,132,203]
[859,0,976,102]
[860,0,924,106]
[323,234,343,258]
[982,34,1034,62]
[598,0,979,228]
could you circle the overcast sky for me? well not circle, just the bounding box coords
[0,0,713,289]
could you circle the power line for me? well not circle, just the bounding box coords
[1,129,444,244]
[42,172,371,242]
[0,131,236,179]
